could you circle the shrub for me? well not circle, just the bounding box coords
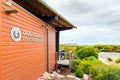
[81,57,103,74]
[107,57,113,61]
[72,59,81,66]
[90,64,120,80]
[81,60,91,74]
[77,47,98,59]
[71,59,81,72]
[75,68,84,78]
[84,56,97,61]
[71,66,78,72]
[75,46,86,55]
[115,57,120,63]
[90,64,107,79]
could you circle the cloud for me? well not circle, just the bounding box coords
[43,0,120,45]
[60,26,120,45]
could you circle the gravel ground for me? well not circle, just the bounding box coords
[99,52,120,60]
[99,52,120,65]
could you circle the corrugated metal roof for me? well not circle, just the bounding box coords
[13,0,76,31]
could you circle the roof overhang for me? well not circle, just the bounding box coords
[13,0,76,31]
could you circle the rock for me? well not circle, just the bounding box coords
[53,71,64,78]
[43,72,49,77]
[83,74,89,80]
[49,74,54,79]
[38,72,52,80]
[56,69,61,73]
[67,75,80,80]
[38,71,82,80]
[67,75,76,78]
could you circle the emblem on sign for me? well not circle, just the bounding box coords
[11,27,21,42]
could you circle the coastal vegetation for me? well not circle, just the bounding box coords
[115,57,120,63]
[60,44,120,79]
[60,44,120,54]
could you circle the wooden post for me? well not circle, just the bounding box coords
[56,52,58,71]
[69,51,73,69]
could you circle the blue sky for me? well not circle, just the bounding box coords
[43,0,120,45]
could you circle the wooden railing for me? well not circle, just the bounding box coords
[56,51,74,70]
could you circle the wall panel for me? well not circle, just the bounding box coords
[0,0,48,80]
[48,26,56,72]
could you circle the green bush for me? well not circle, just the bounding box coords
[81,60,91,74]
[81,58,103,74]
[107,57,113,61]
[71,66,78,72]
[115,57,120,63]
[92,44,116,52]
[75,46,86,55]
[72,59,81,66]
[90,64,120,80]
[71,59,81,72]
[75,68,84,78]
[84,56,97,61]
[77,47,98,59]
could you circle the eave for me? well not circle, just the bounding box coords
[13,0,76,31]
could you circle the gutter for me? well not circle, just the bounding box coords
[46,23,49,72]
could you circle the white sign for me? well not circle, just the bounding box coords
[11,27,21,42]
[11,27,44,42]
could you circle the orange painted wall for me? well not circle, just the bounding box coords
[0,0,56,80]
[48,26,56,72]
[0,0,2,80]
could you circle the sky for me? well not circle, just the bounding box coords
[43,0,120,45]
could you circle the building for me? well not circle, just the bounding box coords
[0,0,76,80]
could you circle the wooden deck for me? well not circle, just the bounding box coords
[57,60,70,66]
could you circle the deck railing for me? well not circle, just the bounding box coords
[56,51,74,70]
